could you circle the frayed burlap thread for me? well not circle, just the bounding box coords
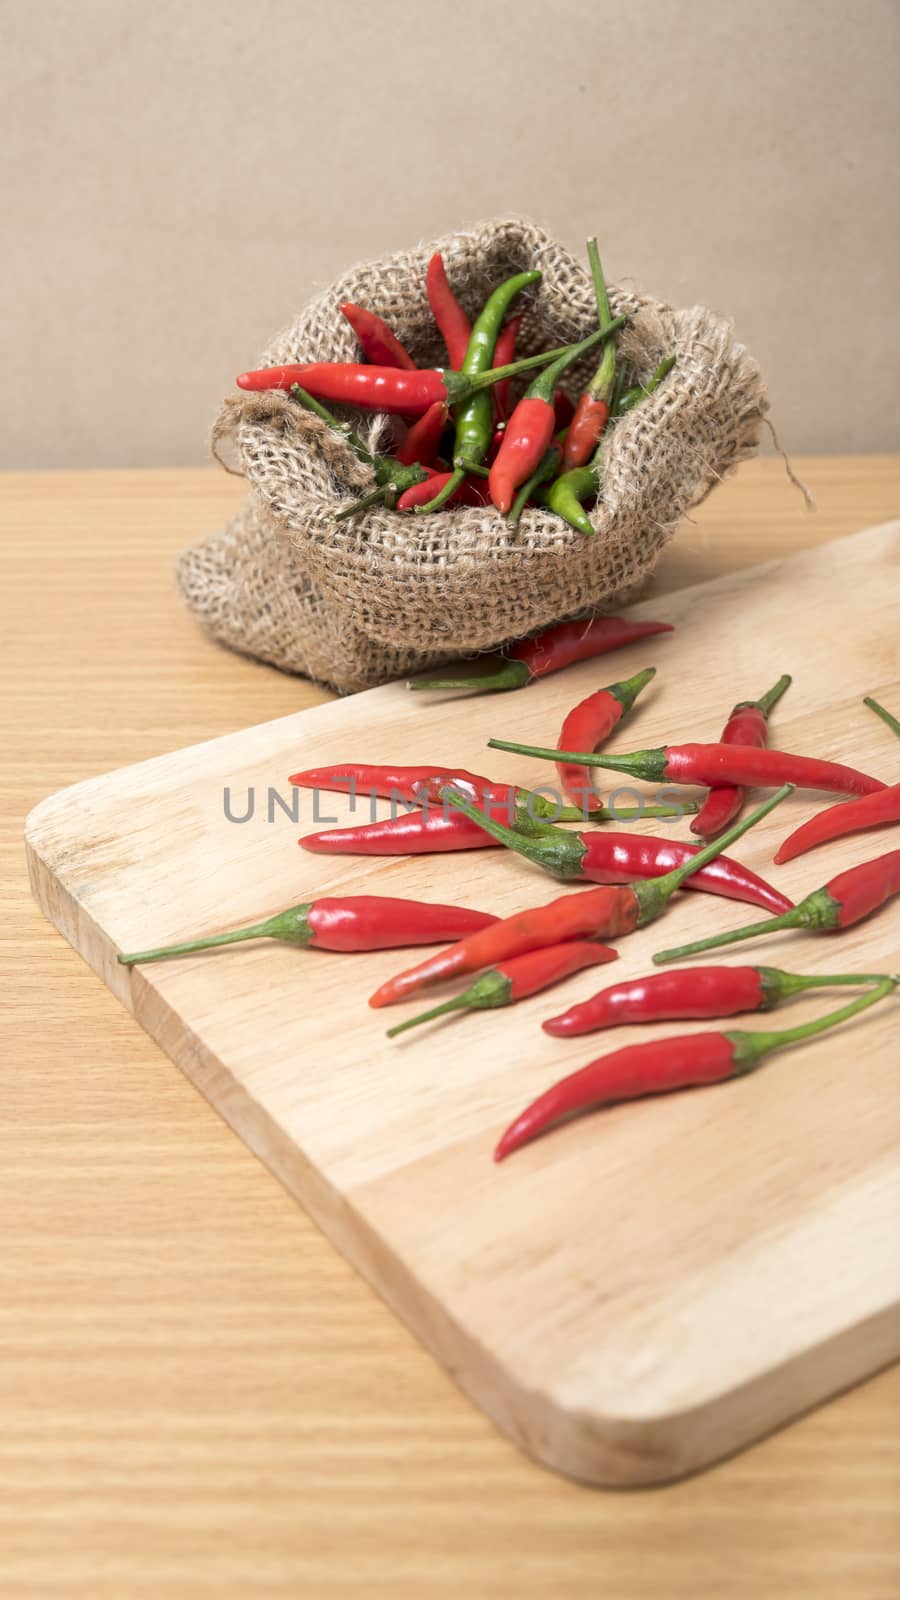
[178,217,768,694]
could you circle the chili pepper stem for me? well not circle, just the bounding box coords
[864,696,900,738]
[335,484,393,522]
[414,466,465,514]
[631,785,793,922]
[752,674,793,717]
[289,384,374,465]
[771,968,899,998]
[730,979,896,1069]
[444,783,793,894]
[386,995,469,1037]
[118,908,310,965]
[652,885,839,965]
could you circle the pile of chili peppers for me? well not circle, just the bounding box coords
[119,596,900,1166]
[236,238,676,533]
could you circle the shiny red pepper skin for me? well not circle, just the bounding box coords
[544,963,892,1036]
[426,252,472,369]
[492,737,886,797]
[568,833,794,914]
[829,851,900,925]
[397,470,490,510]
[339,302,417,370]
[386,941,619,1037]
[512,617,673,682]
[641,743,886,798]
[369,884,642,1008]
[300,808,514,855]
[489,396,556,514]
[691,705,767,835]
[692,676,792,840]
[491,315,522,422]
[653,849,900,964]
[412,616,672,695]
[117,895,498,966]
[304,897,495,949]
[556,666,656,810]
[774,785,900,864]
[498,981,895,1158]
[563,393,611,469]
[544,965,769,1035]
[370,786,793,1007]
[394,401,447,467]
[237,362,450,414]
[288,763,500,803]
[495,1033,738,1159]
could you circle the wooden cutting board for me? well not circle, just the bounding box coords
[25,520,900,1487]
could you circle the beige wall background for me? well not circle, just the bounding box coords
[4,0,898,469]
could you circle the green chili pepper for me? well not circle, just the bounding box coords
[416,270,541,514]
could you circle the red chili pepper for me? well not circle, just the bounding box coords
[691,675,792,839]
[774,786,900,864]
[553,389,576,430]
[300,795,699,858]
[386,941,618,1037]
[287,762,493,802]
[368,787,792,1007]
[411,614,674,694]
[556,666,656,810]
[653,848,900,965]
[426,252,472,369]
[393,401,447,467]
[236,331,627,417]
[117,896,497,966]
[339,302,417,370]
[489,736,887,798]
[443,792,793,915]
[563,238,617,470]
[495,981,895,1159]
[543,963,892,1036]
[489,333,602,514]
[774,695,900,863]
[491,314,522,422]
[395,470,491,510]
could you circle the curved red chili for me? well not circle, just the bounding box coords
[443,794,793,914]
[491,314,522,422]
[426,252,472,369]
[386,940,618,1038]
[298,794,694,858]
[117,895,497,966]
[563,238,617,470]
[543,964,890,1036]
[410,615,674,694]
[339,302,417,370]
[236,333,624,418]
[489,331,606,514]
[774,785,900,863]
[556,666,656,809]
[653,848,900,964]
[495,982,895,1159]
[774,694,900,863]
[691,674,792,839]
[369,787,792,1007]
[488,736,886,798]
[394,401,447,467]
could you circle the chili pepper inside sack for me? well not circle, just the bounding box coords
[179,217,768,694]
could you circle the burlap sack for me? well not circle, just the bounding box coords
[178,217,768,695]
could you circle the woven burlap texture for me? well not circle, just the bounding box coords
[177,217,767,694]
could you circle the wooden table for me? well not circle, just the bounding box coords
[4,458,899,1598]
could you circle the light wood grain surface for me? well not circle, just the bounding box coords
[5,459,900,1595]
[24,518,900,1491]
